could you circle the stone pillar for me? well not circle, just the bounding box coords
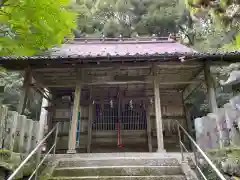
[37,89,51,146]
[46,94,56,151]
[204,63,218,113]
[67,82,82,154]
[18,68,31,114]
[36,90,51,167]
[153,75,164,152]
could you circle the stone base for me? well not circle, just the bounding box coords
[67,149,77,154]
[156,149,166,153]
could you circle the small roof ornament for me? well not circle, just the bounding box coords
[151,34,156,41]
[135,33,139,41]
[119,34,123,41]
[179,56,185,62]
[101,34,105,41]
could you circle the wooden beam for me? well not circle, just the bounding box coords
[45,80,201,87]
[17,68,32,114]
[204,62,218,113]
[30,84,52,101]
[183,83,202,101]
[156,64,202,69]
[183,68,204,101]
[33,62,203,72]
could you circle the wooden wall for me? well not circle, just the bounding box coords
[52,90,186,153]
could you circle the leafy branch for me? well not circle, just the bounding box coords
[0,0,76,56]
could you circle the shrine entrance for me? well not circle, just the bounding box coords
[91,100,148,152]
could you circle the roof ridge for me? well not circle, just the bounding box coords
[65,37,176,44]
[66,40,175,45]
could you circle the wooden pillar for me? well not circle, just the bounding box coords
[146,106,152,152]
[182,94,194,151]
[87,87,93,153]
[153,72,165,152]
[67,82,82,153]
[87,103,93,153]
[204,63,218,113]
[18,68,31,114]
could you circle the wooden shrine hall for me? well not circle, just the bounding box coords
[0,37,238,154]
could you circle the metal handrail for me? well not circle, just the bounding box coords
[176,121,226,180]
[7,123,59,180]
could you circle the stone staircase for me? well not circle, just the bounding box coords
[46,153,198,180]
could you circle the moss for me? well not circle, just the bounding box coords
[39,159,58,180]
[0,149,11,162]
[199,147,240,179]
[0,150,18,171]
[0,149,43,179]
[207,147,240,158]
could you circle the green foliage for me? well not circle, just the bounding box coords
[208,147,240,158]
[184,0,240,50]
[0,151,39,178]
[0,0,76,56]
[76,0,184,37]
[0,149,11,161]
[221,33,240,51]
[200,147,240,179]
[0,72,42,119]
[0,72,23,109]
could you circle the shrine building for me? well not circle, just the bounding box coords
[0,37,238,153]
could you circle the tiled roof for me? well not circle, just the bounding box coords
[0,39,240,63]
[0,51,240,61]
[50,39,196,57]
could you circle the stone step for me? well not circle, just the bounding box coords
[50,175,186,180]
[52,166,184,177]
[57,158,180,168]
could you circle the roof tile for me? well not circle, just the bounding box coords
[50,40,196,57]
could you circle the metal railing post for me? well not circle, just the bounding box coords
[177,123,184,161]
[175,120,226,180]
[53,123,59,154]
[7,124,58,180]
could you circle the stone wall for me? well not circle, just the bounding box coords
[0,105,39,153]
[194,94,240,150]
[0,149,38,179]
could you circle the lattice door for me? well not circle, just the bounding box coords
[121,104,147,130]
[92,103,147,131]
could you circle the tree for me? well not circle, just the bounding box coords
[76,0,184,37]
[0,71,42,117]
[0,0,76,56]
[184,0,240,50]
